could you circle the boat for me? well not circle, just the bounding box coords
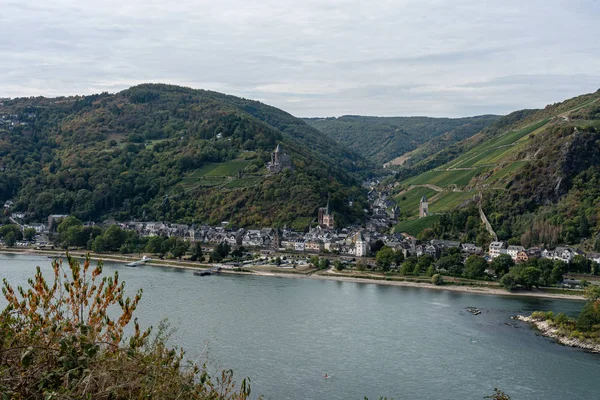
[125,256,152,267]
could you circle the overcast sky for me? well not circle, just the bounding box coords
[1,0,599,117]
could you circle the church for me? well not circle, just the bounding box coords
[318,199,335,229]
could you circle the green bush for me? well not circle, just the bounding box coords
[432,274,444,285]
[0,254,251,399]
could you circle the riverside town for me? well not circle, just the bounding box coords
[2,2,600,398]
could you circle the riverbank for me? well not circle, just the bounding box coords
[0,248,585,300]
[516,315,600,353]
[252,270,585,300]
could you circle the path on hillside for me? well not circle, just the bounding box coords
[477,192,498,241]
[397,184,444,196]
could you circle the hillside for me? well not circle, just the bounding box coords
[303,115,500,165]
[0,84,372,229]
[392,89,600,247]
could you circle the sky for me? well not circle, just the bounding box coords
[1,0,599,117]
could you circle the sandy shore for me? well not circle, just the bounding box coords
[516,315,600,353]
[250,270,585,300]
[0,248,585,300]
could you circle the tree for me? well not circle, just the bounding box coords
[0,224,22,241]
[356,261,366,272]
[92,236,108,253]
[333,259,344,271]
[400,259,415,275]
[412,262,422,276]
[57,216,83,236]
[102,225,127,252]
[431,274,443,285]
[310,255,320,267]
[4,231,16,247]
[376,246,395,271]
[275,256,282,266]
[425,265,435,277]
[437,254,463,276]
[550,265,564,285]
[146,236,164,254]
[318,258,330,270]
[571,255,590,274]
[464,255,487,279]
[491,254,514,276]
[23,227,36,241]
[394,251,405,266]
[417,254,434,271]
[189,242,204,261]
[370,239,385,254]
[584,285,600,301]
[520,267,542,289]
[211,242,231,262]
[172,239,190,260]
[576,300,600,331]
[500,273,518,291]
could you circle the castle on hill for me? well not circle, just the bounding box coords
[266,144,293,173]
[318,198,335,229]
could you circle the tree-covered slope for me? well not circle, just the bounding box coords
[303,115,500,165]
[0,84,372,228]
[392,89,600,247]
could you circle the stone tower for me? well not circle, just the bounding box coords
[419,196,429,218]
[355,231,367,257]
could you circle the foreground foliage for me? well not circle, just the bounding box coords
[0,255,252,399]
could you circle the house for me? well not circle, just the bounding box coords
[48,214,69,230]
[488,241,506,259]
[24,223,47,234]
[461,243,483,256]
[424,244,440,259]
[586,252,600,264]
[305,239,324,253]
[544,247,578,263]
[294,241,305,252]
[507,245,525,261]
[527,247,542,259]
[516,251,529,263]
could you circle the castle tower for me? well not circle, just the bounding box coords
[419,196,429,218]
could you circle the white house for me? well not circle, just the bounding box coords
[507,245,525,261]
[489,241,506,259]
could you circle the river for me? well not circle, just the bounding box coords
[1,254,598,399]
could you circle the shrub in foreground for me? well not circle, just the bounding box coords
[0,254,252,399]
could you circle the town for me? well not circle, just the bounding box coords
[2,189,599,290]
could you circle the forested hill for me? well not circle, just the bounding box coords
[392,89,600,249]
[303,115,500,165]
[0,84,372,229]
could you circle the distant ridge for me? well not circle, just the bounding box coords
[304,114,500,165]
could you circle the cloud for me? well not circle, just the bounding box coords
[0,0,599,117]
